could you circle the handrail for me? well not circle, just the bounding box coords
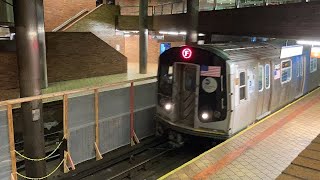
[119,0,308,16]
[52,9,89,32]
[0,76,157,106]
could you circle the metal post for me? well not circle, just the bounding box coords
[171,3,174,14]
[36,0,48,88]
[235,0,241,8]
[186,0,199,45]
[139,0,148,74]
[13,0,47,178]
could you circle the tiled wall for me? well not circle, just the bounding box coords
[44,0,96,31]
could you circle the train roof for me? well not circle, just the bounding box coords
[195,42,281,61]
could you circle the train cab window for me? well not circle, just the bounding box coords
[258,65,264,92]
[265,64,270,89]
[159,64,173,96]
[281,60,292,84]
[310,58,318,73]
[239,71,246,100]
[184,69,196,91]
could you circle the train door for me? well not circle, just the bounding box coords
[172,63,200,127]
[256,63,265,119]
[295,56,305,98]
[256,61,271,119]
[262,62,272,116]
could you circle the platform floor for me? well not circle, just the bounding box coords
[160,88,320,180]
[277,134,320,180]
[0,62,157,101]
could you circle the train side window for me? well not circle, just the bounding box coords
[310,58,318,73]
[300,58,304,77]
[239,71,246,100]
[281,59,292,84]
[297,60,300,77]
[265,64,270,89]
[258,65,264,92]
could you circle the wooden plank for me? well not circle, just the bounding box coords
[300,149,320,161]
[130,82,134,145]
[94,89,102,160]
[313,135,320,144]
[63,151,70,173]
[67,152,76,170]
[292,156,320,171]
[0,76,156,106]
[283,164,320,180]
[7,104,17,180]
[63,94,69,140]
[307,143,320,152]
[276,174,301,180]
[94,142,103,161]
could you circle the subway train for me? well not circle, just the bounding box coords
[155,42,320,141]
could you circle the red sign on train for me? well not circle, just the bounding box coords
[182,48,192,59]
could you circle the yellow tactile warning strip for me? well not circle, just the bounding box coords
[159,88,320,180]
[277,134,320,180]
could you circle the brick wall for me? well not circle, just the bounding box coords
[65,5,125,55]
[46,32,127,82]
[0,52,19,90]
[124,35,184,64]
[44,0,96,31]
[0,32,127,92]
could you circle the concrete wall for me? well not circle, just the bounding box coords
[0,0,14,23]
[44,0,96,31]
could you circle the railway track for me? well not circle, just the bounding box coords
[67,137,213,180]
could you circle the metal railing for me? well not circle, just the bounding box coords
[120,0,312,16]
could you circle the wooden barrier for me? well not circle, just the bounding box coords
[94,89,103,160]
[0,76,156,176]
[7,104,17,180]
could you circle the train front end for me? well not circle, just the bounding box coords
[156,46,230,140]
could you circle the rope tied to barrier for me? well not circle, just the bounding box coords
[16,159,65,180]
[15,137,65,162]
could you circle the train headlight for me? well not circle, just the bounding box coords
[164,103,173,111]
[201,112,209,120]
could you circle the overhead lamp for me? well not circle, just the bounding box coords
[297,40,320,46]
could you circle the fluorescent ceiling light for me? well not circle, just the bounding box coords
[297,40,320,46]
[159,31,186,35]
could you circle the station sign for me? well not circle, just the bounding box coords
[280,45,303,59]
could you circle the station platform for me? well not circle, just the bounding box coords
[159,88,320,180]
[277,134,320,180]
[0,62,157,102]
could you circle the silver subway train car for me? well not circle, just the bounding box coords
[156,43,320,140]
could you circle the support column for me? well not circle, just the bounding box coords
[186,0,199,45]
[36,0,48,88]
[139,0,148,74]
[13,0,47,178]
